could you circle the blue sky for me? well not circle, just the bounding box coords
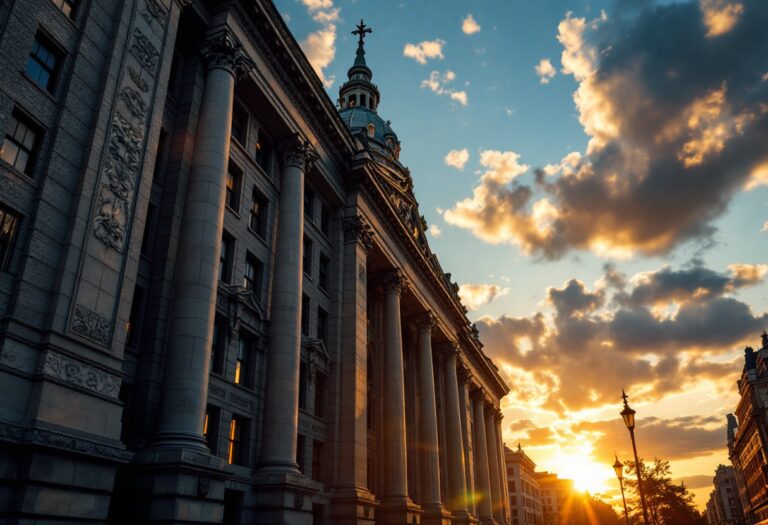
[277,0,768,506]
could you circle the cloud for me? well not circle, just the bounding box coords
[428,224,442,238]
[462,14,481,35]
[700,0,745,37]
[444,148,470,170]
[458,283,509,311]
[403,39,446,64]
[478,262,766,413]
[535,58,557,84]
[444,0,768,260]
[762,221,768,232]
[420,70,469,106]
[298,1,339,87]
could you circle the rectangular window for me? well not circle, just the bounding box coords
[299,360,308,410]
[0,204,21,272]
[226,163,241,212]
[1,110,41,175]
[243,252,263,294]
[234,331,255,388]
[296,433,306,473]
[227,415,248,465]
[320,204,331,236]
[52,0,77,18]
[254,130,273,173]
[211,315,226,375]
[304,187,314,222]
[219,233,234,283]
[249,187,268,237]
[231,102,248,145]
[301,294,310,336]
[204,405,220,454]
[303,237,313,277]
[312,440,323,481]
[317,307,328,345]
[125,285,145,350]
[318,253,329,292]
[26,33,62,92]
[314,370,326,418]
[140,202,156,257]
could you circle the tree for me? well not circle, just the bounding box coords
[558,491,623,525]
[622,457,707,525]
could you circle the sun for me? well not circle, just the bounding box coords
[550,453,614,494]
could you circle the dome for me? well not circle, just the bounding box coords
[339,106,398,146]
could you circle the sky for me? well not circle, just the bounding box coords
[277,0,768,510]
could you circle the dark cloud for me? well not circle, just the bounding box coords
[478,263,763,412]
[445,0,768,259]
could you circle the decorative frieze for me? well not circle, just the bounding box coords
[279,134,319,172]
[40,351,121,399]
[129,28,160,74]
[70,304,112,346]
[201,30,256,80]
[342,214,374,253]
[0,422,131,461]
[141,0,167,26]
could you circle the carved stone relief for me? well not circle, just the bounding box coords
[40,351,121,399]
[70,304,112,346]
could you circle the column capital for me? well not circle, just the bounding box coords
[342,214,374,252]
[381,269,408,296]
[201,30,255,80]
[279,133,319,171]
[417,310,435,332]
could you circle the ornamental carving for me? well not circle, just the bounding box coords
[418,310,435,331]
[130,28,160,73]
[41,351,121,399]
[381,268,408,295]
[141,0,167,26]
[342,214,374,252]
[127,66,150,92]
[279,134,319,172]
[70,304,112,346]
[201,30,256,80]
[28,427,132,461]
[119,86,148,120]
[93,111,144,251]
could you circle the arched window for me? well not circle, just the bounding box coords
[361,94,367,108]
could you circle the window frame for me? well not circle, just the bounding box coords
[51,0,77,19]
[204,405,221,454]
[318,253,330,292]
[226,163,242,213]
[26,31,63,93]
[211,315,227,375]
[0,203,22,272]
[1,109,42,176]
[219,232,234,284]
[249,187,268,239]
[303,236,313,278]
[231,101,249,146]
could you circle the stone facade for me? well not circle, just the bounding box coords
[0,1,511,524]
[505,446,543,525]
[705,465,745,525]
[727,333,768,525]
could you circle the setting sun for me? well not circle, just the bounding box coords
[549,453,614,494]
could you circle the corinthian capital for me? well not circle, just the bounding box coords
[342,214,374,252]
[381,269,408,296]
[279,134,319,172]
[417,310,436,332]
[201,30,255,80]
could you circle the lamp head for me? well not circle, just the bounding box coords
[621,389,636,430]
[613,455,624,480]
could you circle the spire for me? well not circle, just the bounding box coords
[338,19,380,112]
[352,19,372,68]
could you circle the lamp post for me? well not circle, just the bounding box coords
[621,389,650,525]
[613,454,630,525]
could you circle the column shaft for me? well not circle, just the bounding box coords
[458,378,477,517]
[496,416,511,525]
[382,270,409,500]
[260,137,315,471]
[473,394,493,522]
[417,314,442,510]
[444,350,469,514]
[154,61,236,448]
[486,406,503,524]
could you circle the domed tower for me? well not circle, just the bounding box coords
[339,20,401,160]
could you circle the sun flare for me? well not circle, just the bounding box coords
[549,453,613,494]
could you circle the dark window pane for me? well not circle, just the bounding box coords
[319,254,329,291]
[255,132,272,173]
[299,361,308,409]
[0,204,22,272]
[2,111,40,175]
[301,295,310,336]
[303,237,312,277]
[26,33,60,92]
[250,188,268,237]
[231,103,248,145]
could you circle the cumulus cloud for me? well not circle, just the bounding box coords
[458,283,509,311]
[420,70,469,106]
[444,148,470,170]
[444,0,768,260]
[299,1,339,87]
[479,262,767,413]
[535,58,557,84]
[428,224,442,238]
[462,14,481,35]
[404,39,446,64]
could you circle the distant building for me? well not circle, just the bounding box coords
[505,445,544,525]
[727,332,768,525]
[705,464,745,524]
[535,472,574,525]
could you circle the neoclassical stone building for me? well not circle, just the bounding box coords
[0,1,511,524]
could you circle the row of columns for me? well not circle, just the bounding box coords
[380,269,509,525]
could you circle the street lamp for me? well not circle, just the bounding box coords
[621,389,650,525]
[613,454,630,525]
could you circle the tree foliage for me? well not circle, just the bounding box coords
[558,492,623,525]
[621,457,707,525]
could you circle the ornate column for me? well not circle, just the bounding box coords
[330,213,377,524]
[485,404,503,524]
[379,269,421,525]
[417,313,450,525]
[259,134,317,472]
[495,414,511,525]
[444,345,473,524]
[458,368,478,519]
[472,392,494,525]
[153,29,254,449]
